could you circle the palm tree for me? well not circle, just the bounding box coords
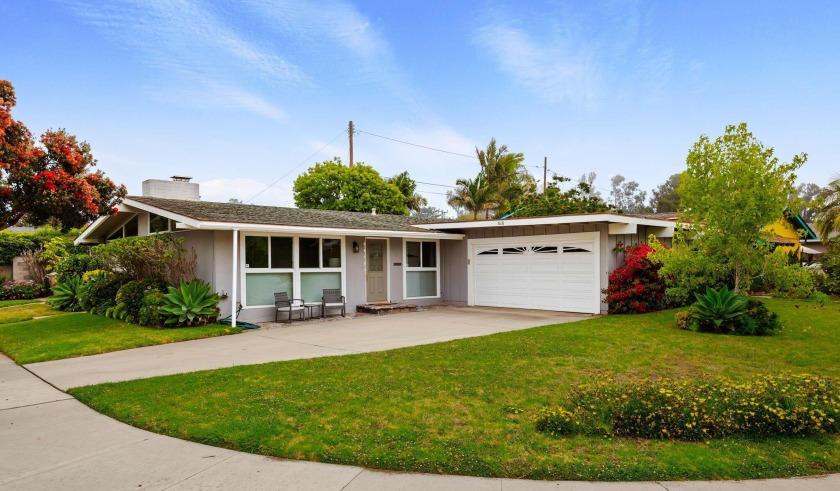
[815,174,840,243]
[388,171,427,213]
[475,138,528,216]
[447,174,495,220]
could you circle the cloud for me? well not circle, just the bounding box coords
[473,23,600,106]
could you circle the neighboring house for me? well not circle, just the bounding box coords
[76,177,677,323]
[801,222,838,257]
[763,214,818,258]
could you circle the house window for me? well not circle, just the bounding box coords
[243,235,343,307]
[299,237,342,269]
[149,213,176,234]
[405,240,439,298]
[105,216,140,242]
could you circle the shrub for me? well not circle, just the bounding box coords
[535,373,840,441]
[55,253,96,284]
[80,272,129,315]
[160,279,220,327]
[90,235,196,285]
[674,307,696,330]
[682,291,780,336]
[138,290,166,327]
[0,280,47,300]
[692,286,747,332]
[820,241,840,294]
[603,244,665,314]
[648,233,730,307]
[49,277,83,311]
[731,299,782,335]
[761,253,815,298]
[110,277,167,324]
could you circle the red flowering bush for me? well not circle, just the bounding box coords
[603,244,665,314]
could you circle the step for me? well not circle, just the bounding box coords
[356,303,419,315]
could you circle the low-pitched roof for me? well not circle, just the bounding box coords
[127,196,451,233]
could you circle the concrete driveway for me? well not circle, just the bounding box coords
[26,306,589,390]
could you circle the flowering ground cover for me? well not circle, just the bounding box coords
[70,298,840,481]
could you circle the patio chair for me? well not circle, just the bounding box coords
[321,288,346,318]
[274,292,306,323]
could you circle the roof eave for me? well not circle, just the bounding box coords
[178,221,463,239]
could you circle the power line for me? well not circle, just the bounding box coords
[245,131,345,204]
[416,181,456,188]
[356,129,477,159]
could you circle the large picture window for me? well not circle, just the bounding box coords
[243,235,343,307]
[405,240,439,298]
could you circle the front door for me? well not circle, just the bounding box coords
[366,239,387,302]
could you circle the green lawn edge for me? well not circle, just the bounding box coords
[0,309,242,364]
[69,298,840,481]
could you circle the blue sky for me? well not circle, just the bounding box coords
[3,1,839,213]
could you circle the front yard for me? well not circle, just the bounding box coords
[69,298,840,481]
[0,304,241,364]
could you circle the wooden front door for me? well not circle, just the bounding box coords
[366,239,387,302]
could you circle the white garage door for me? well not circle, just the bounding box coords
[469,232,600,314]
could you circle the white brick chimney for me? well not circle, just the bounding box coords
[142,176,200,201]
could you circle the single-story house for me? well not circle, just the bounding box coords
[76,177,678,323]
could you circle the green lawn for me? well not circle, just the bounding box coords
[70,298,840,481]
[0,299,45,308]
[0,308,241,364]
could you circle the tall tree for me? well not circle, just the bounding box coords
[796,182,823,222]
[516,176,613,217]
[412,206,447,220]
[388,171,427,213]
[578,172,601,198]
[609,174,650,213]
[814,174,840,243]
[293,158,407,215]
[0,80,125,230]
[474,138,533,216]
[649,173,681,213]
[446,174,495,220]
[678,123,805,291]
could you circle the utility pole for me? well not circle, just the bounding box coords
[348,120,354,167]
[543,156,548,194]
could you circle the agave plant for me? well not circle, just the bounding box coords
[48,276,83,312]
[159,279,220,327]
[692,286,747,330]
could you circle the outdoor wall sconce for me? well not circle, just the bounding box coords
[352,241,360,253]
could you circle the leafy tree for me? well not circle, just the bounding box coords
[796,182,823,222]
[677,123,805,291]
[474,138,534,216]
[649,173,681,213]
[446,174,495,220]
[516,176,613,217]
[293,158,407,215]
[388,171,427,213]
[0,80,126,231]
[814,174,840,242]
[578,172,601,198]
[609,174,650,213]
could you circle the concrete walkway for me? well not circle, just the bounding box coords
[25,306,589,390]
[2,354,838,490]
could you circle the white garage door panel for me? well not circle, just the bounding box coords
[470,233,600,314]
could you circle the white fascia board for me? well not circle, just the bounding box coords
[416,214,677,231]
[74,216,110,245]
[121,198,202,228]
[179,221,464,240]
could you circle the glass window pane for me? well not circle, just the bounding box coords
[245,236,269,268]
[406,271,437,297]
[322,239,342,268]
[270,237,293,269]
[301,272,341,303]
[245,273,292,306]
[124,216,138,237]
[149,213,168,234]
[422,242,436,268]
[299,237,320,268]
[406,241,421,267]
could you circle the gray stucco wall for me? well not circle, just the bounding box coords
[441,238,467,305]
[345,236,366,310]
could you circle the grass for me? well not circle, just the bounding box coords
[0,308,242,364]
[0,299,44,308]
[70,298,840,481]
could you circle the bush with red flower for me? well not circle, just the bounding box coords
[603,243,666,314]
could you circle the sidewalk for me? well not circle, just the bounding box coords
[2,353,838,490]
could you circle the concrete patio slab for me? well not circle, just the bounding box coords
[24,306,588,390]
